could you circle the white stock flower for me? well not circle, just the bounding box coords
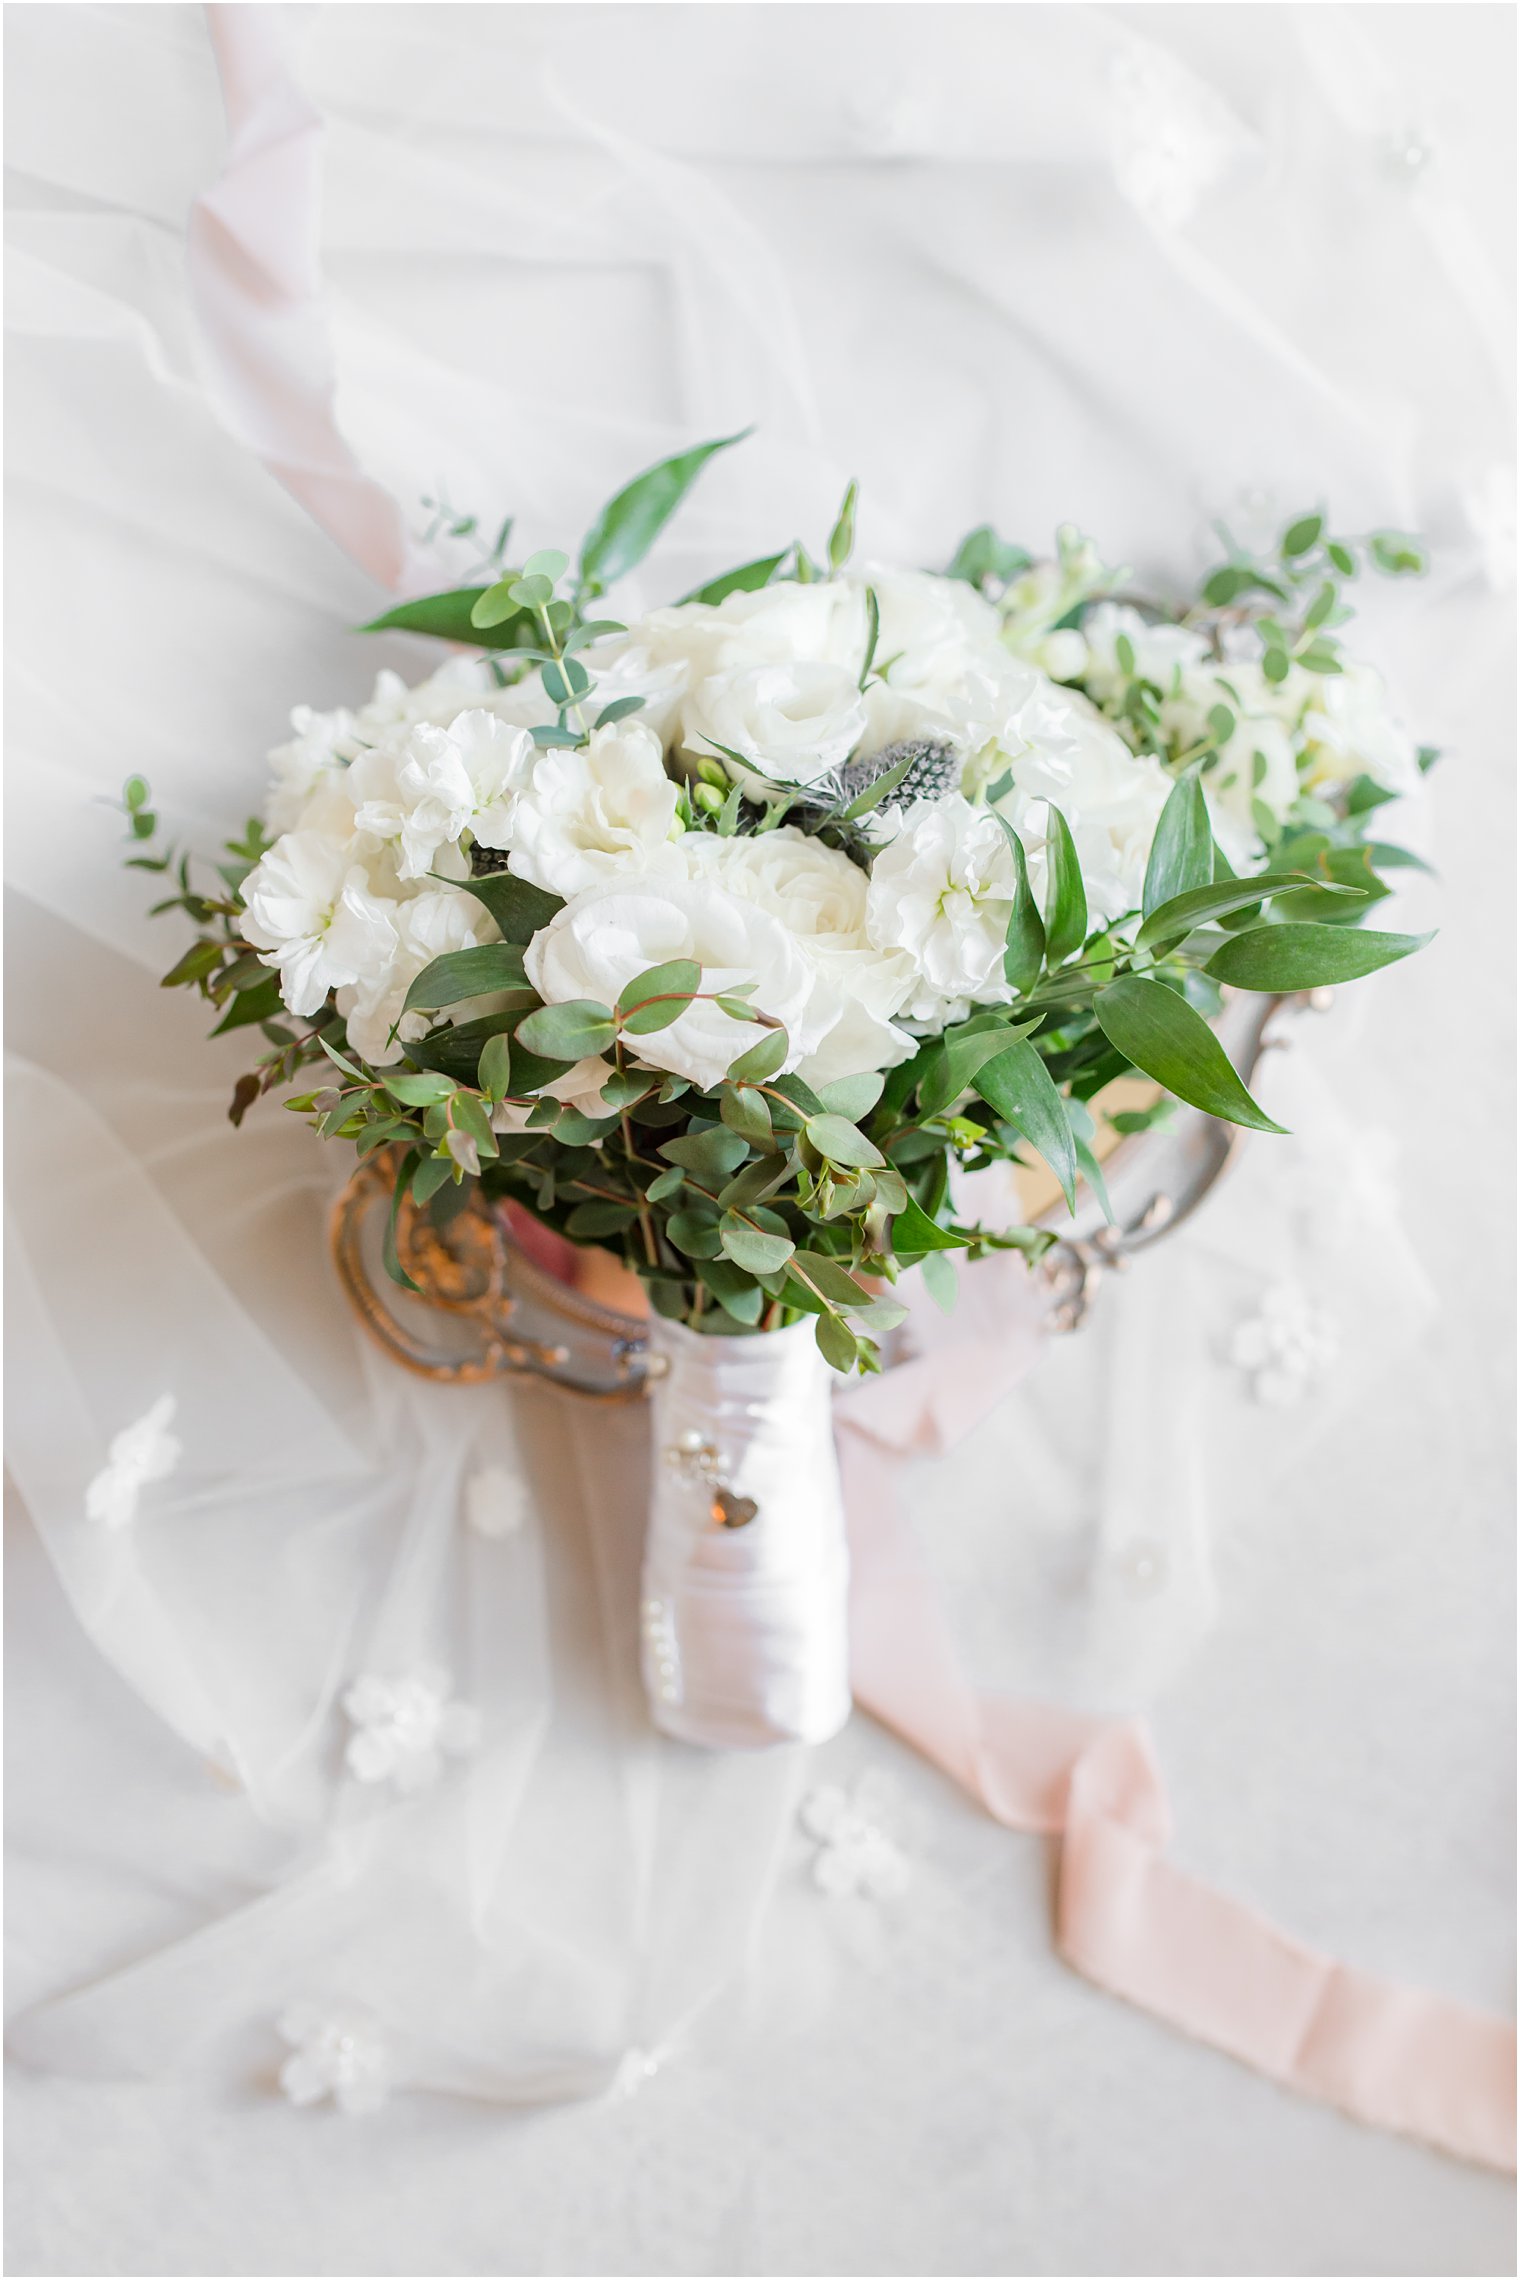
[351,711,531,878]
[1299,662,1419,796]
[525,871,828,1091]
[242,831,398,1019]
[335,886,491,1067]
[507,719,681,897]
[266,705,358,833]
[351,658,498,741]
[865,796,1016,1024]
[684,659,868,793]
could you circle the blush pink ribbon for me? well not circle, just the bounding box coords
[836,1254,1516,2176]
[188,3,427,593]
[190,4,1515,2173]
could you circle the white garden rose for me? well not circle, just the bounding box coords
[242,830,398,1020]
[507,719,682,898]
[1299,661,1419,796]
[524,872,829,1091]
[682,829,916,1085]
[350,711,532,878]
[865,796,1016,1025]
[684,659,868,793]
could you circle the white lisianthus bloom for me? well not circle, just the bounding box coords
[568,637,689,748]
[865,796,1016,1024]
[266,704,358,833]
[507,719,681,897]
[643,579,865,695]
[682,829,916,1085]
[983,688,1172,928]
[685,660,869,794]
[524,872,828,1091]
[351,711,532,877]
[1299,662,1420,796]
[242,831,398,1019]
[490,1055,615,1133]
[1080,600,1212,705]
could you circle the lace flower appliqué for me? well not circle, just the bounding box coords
[800,1773,910,1899]
[277,2004,390,2114]
[342,1665,481,1793]
[1230,1281,1340,1407]
[85,1395,181,1530]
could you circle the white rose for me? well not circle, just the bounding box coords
[978,680,1172,927]
[507,719,681,898]
[524,872,828,1092]
[1299,661,1419,796]
[242,831,398,1020]
[350,711,532,878]
[865,796,1015,1025]
[682,829,916,1085]
[684,660,868,793]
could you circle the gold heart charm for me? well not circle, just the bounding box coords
[712,1488,758,1530]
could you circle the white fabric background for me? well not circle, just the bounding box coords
[4,4,1515,2274]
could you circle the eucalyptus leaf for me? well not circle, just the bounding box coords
[618,959,701,1033]
[516,1000,616,1061]
[719,1219,795,1275]
[804,1114,885,1170]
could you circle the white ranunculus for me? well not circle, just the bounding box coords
[350,711,532,878]
[490,1055,615,1133]
[1299,662,1420,796]
[967,676,1172,928]
[507,719,681,897]
[684,660,868,793]
[242,831,398,1019]
[266,705,358,834]
[524,872,829,1091]
[1081,600,1211,704]
[682,829,916,1084]
[864,796,1016,1024]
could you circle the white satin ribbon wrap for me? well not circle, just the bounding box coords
[641,1318,851,1750]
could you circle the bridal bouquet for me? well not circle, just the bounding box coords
[127,435,1431,1746]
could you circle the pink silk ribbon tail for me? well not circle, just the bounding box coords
[835,1256,1517,2176]
[187,2,427,594]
